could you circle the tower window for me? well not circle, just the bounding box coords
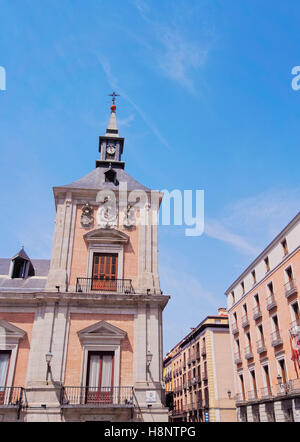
[104,168,117,183]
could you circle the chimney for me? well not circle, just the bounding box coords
[218,307,227,317]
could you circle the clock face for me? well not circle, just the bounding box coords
[106,143,116,155]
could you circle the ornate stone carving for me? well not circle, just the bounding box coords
[122,203,137,228]
[97,196,117,229]
[80,202,94,228]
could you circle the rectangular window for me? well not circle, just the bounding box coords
[0,351,10,404]
[264,257,270,272]
[92,253,118,291]
[86,351,114,404]
[281,239,288,256]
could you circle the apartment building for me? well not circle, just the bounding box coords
[225,211,300,422]
[163,309,236,422]
[0,101,170,422]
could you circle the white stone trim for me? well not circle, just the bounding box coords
[0,320,26,388]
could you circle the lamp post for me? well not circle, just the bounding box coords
[45,351,53,384]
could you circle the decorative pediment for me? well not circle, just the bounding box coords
[0,319,26,344]
[83,228,129,244]
[77,320,127,342]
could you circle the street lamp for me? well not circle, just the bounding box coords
[45,351,53,384]
[146,351,153,369]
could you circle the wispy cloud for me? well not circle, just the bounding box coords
[98,57,171,149]
[133,0,211,93]
[205,187,300,256]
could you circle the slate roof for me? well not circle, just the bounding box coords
[0,258,50,292]
[56,166,152,192]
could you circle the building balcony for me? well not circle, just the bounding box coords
[290,319,300,337]
[244,345,254,360]
[253,306,262,321]
[247,390,258,401]
[201,346,206,356]
[76,278,134,294]
[60,386,134,408]
[285,279,298,299]
[235,393,246,404]
[260,386,273,399]
[231,321,239,335]
[172,407,184,416]
[266,294,277,311]
[277,378,300,396]
[187,357,192,366]
[195,350,200,360]
[191,353,196,363]
[234,352,242,365]
[241,315,249,328]
[0,387,25,420]
[271,329,283,347]
[256,338,267,354]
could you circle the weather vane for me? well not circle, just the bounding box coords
[108,91,120,106]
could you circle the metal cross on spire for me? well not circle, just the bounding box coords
[108,91,120,106]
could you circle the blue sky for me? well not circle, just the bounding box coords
[1,0,300,352]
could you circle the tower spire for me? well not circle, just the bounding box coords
[105,92,120,137]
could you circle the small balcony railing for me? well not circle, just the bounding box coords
[253,306,262,320]
[261,386,273,399]
[247,390,258,401]
[0,387,24,407]
[195,350,200,360]
[256,338,267,354]
[244,345,254,360]
[231,321,239,334]
[234,352,242,365]
[76,278,134,294]
[201,346,206,356]
[241,315,249,328]
[60,386,134,407]
[235,393,246,404]
[271,329,283,347]
[202,370,208,381]
[172,407,184,416]
[191,353,196,363]
[266,294,277,310]
[290,319,300,337]
[285,279,298,298]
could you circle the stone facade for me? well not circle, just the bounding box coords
[0,104,170,422]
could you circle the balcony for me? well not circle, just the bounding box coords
[172,407,184,416]
[277,378,300,396]
[234,352,242,365]
[235,393,246,404]
[231,321,239,335]
[76,278,134,294]
[290,319,300,337]
[0,387,25,419]
[244,345,254,360]
[261,386,273,399]
[60,386,134,408]
[247,390,258,401]
[285,279,298,299]
[241,314,249,328]
[191,353,196,363]
[201,346,206,356]
[187,357,192,366]
[253,306,262,321]
[271,329,283,347]
[195,350,200,360]
[256,338,267,354]
[266,294,277,311]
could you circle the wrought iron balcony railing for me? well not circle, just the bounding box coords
[261,386,273,399]
[285,279,298,298]
[60,386,134,407]
[266,294,277,310]
[76,278,134,294]
[0,387,24,407]
[271,329,283,347]
[253,306,262,320]
[244,345,253,360]
[231,321,239,334]
[241,314,249,328]
[234,352,242,365]
[256,338,267,354]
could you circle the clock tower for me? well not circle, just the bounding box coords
[96,103,125,169]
